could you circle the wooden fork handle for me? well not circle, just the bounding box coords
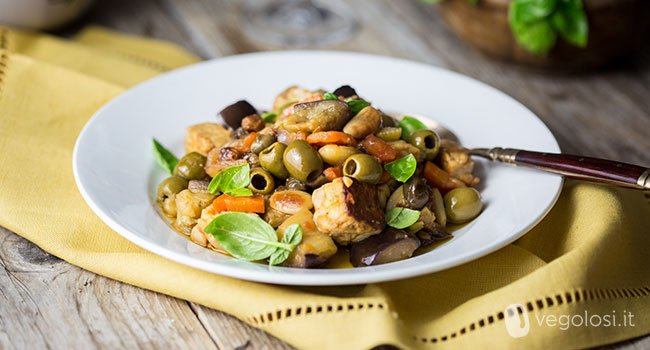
[473,148,650,190]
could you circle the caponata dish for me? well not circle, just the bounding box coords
[153,85,482,268]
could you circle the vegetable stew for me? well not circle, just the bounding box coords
[153,85,482,268]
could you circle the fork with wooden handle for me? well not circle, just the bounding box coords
[470,148,650,190]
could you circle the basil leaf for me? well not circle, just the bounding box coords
[204,212,293,261]
[508,12,557,54]
[346,99,370,115]
[208,172,222,194]
[227,187,253,197]
[152,139,178,175]
[269,224,303,265]
[398,116,427,140]
[218,163,251,193]
[281,223,303,246]
[386,207,421,229]
[384,154,417,183]
[511,0,557,24]
[261,111,277,122]
[551,1,587,47]
[323,92,338,100]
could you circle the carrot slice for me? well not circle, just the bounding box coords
[213,194,265,213]
[213,195,228,212]
[238,132,258,153]
[306,131,357,147]
[360,134,397,163]
[225,194,266,213]
[323,167,343,181]
[423,161,466,194]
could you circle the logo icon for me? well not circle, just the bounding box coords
[504,304,530,338]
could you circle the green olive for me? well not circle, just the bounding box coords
[248,167,275,194]
[406,130,440,160]
[402,177,432,210]
[444,187,483,224]
[283,140,323,183]
[259,142,289,179]
[250,134,276,154]
[318,144,360,165]
[173,152,207,180]
[157,176,188,202]
[343,153,382,184]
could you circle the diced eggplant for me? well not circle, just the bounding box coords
[219,100,257,129]
[278,99,351,133]
[333,85,357,98]
[350,228,421,267]
[416,224,451,247]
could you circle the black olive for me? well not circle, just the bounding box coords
[333,85,357,98]
[402,177,432,210]
[219,100,257,129]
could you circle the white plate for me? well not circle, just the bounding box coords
[73,51,562,286]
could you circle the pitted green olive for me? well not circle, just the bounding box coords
[248,167,275,194]
[259,142,289,179]
[343,153,382,184]
[406,130,440,160]
[283,140,323,183]
[250,134,276,154]
[444,187,483,224]
[157,176,188,202]
[173,152,207,180]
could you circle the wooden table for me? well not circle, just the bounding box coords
[1,0,649,348]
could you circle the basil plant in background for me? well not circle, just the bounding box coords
[422,0,588,55]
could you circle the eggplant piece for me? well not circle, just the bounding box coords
[416,223,451,247]
[402,177,432,210]
[219,100,257,129]
[333,85,358,98]
[350,228,421,267]
[278,99,351,133]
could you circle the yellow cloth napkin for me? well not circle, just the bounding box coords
[1,26,649,350]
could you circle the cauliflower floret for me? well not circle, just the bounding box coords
[185,123,231,156]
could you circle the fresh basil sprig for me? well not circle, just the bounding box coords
[152,139,178,175]
[419,0,587,55]
[509,0,587,54]
[204,213,302,264]
[384,154,417,183]
[208,163,252,196]
[386,207,421,229]
[269,224,303,265]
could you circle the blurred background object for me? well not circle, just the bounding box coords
[0,0,94,30]
[433,0,650,70]
[241,0,357,47]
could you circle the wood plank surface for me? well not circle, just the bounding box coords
[1,0,649,349]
